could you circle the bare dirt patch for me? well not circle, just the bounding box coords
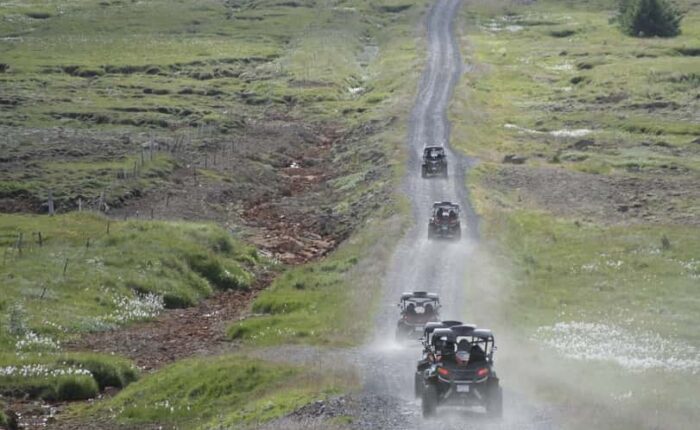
[484,165,700,226]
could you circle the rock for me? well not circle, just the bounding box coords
[571,139,595,150]
[503,154,527,164]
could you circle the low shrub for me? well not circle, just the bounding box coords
[55,375,99,401]
[61,353,139,390]
[617,0,683,37]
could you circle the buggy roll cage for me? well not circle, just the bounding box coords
[398,291,441,311]
[428,325,497,362]
[423,146,446,158]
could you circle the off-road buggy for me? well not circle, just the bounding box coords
[395,292,441,341]
[414,322,469,398]
[421,146,448,178]
[428,202,461,240]
[420,325,502,418]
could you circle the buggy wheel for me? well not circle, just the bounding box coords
[486,383,503,418]
[421,166,427,178]
[414,372,423,398]
[422,383,438,418]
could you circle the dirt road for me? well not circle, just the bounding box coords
[357,1,554,428]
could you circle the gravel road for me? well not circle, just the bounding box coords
[354,1,556,428]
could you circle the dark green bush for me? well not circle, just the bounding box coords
[617,0,683,37]
[163,292,195,309]
[55,375,99,401]
[186,253,249,290]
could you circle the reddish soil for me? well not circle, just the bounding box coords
[63,283,267,371]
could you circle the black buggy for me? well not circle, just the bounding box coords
[428,202,461,240]
[414,322,468,398]
[395,292,441,341]
[420,325,502,418]
[421,146,448,178]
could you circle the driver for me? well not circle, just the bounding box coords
[437,340,457,365]
[405,303,417,320]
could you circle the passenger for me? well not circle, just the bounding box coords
[424,303,434,319]
[469,344,486,363]
[457,339,470,352]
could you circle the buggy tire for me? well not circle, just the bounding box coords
[421,166,427,178]
[422,383,438,418]
[414,372,423,398]
[486,383,503,419]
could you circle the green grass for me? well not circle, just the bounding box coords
[0,153,176,209]
[456,2,700,427]
[457,0,700,339]
[452,0,700,173]
[482,209,700,342]
[75,354,351,428]
[0,212,260,348]
[0,352,138,401]
[0,0,426,129]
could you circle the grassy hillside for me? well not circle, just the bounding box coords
[454,0,700,427]
[0,0,422,225]
[0,0,428,426]
[0,212,259,407]
[0,212,258,346]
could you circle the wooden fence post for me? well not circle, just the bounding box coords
[47,191,55,216]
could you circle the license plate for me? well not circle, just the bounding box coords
[414,326,423,331]
[456,385,470,393]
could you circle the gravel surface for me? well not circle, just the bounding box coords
[349,1,558,428]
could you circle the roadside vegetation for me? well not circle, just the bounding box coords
[0,0,427,426]
[73,354,354,428]
[0,352,138,401]
[454,0,699,427]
